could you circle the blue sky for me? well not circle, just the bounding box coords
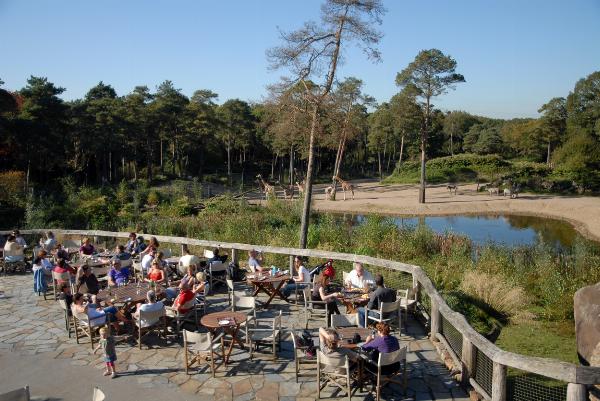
[1,0,599,118]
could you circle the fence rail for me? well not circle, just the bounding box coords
[4,228,599,401]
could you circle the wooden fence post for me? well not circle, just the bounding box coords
[231,248,238,265]
[491,362,507,401]
[412,273,420,301]
[430,300,441,339]
[461,337,476,386]
[566,383,587,401]
[289,255,295,276]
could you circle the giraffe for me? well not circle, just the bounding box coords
[332,176,355,201]
[295,180,305,198]
[276,181,295,200]
[256,174,275,200]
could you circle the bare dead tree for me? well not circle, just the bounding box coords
[267,0,386,248]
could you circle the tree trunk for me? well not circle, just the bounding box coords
[398,134,405,165]
[160,139,164,173]
[299,104,319,249]
[289,146,294,186]
[547,141,551,165]
[271,153,277,180]
[419,99,430,204]
[377,151,382,181]
[450,132,454,156]
[226,140,232,187]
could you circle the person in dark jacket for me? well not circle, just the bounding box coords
[358,274,396,327]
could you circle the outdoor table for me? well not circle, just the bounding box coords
[248,272,291,307]
[95,251,116,258]
[97,283,164,307]
[340,289,370,314]
[200,311,247,365]
[336,327,373,350]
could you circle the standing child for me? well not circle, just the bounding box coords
[94,327,117,378]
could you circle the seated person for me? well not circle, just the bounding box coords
[107,259,130,286]
[3,235,24,263]
[12,230,27,248]
[318,327,355,360]
[344,262,374,289]
[41,231,57,252]
[54,243,71,261]
[165,265,197,301]
[247,249,264,273]
[178,245,200,275]
[132,236,147,256]
[361,322,401,375]
[53,258,76,277]
[358,274,396,327]
[79,237,95,257]
[57,283,73,315]
[207,248,227,264]
[124,232,137,254]
[145,260,166,285]
[32,250,54,277]
[141,249,156,273]
[282,256,311,298]
[114,245,132,262]
[312,273,341,319]
[71,293,127,331]
[171,282,195,314]
[139,236,159,256]
[193,271,208,296]
[132,290,165,325]
[75,265,100,295]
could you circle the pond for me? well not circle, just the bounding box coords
[333,213,596,250]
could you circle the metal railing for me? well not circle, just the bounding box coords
[3,228,598,401]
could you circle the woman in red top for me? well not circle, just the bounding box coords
[173,282,194,313]
[144,260,165,284]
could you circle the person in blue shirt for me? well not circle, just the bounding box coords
[107,259,130,286]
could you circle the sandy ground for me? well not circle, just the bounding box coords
[303,181,600,242]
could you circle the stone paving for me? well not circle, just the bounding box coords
[0,273,470,400]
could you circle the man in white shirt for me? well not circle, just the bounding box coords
[141,250,155,273]
[282,256,311,298]
[178,246,201,275]
[344,262,374,289]
[133,291,165,327]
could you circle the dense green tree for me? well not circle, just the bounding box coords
[538,97,567,165]
[443,111,479,155]
[396,49,465,203]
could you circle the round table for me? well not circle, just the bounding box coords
[340,289,370,313]
[336,327,373,349]
[201,311,247,364]
[248,272,291,307]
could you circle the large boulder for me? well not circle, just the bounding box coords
[574,282,600,366]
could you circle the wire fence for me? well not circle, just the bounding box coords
[475,348,494,396]
[507,368,568,401]
[441,315,463,357]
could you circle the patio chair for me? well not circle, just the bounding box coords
[365,300,402,332]
[232,295,257,342]
[92,387,105,401]
[226,278,253,305]
[331,313,359,328]
[0,386,30,401]
[290,330,317,383]
[57,299,73,338]
[165,299,199,337]
[302,287,330,328]
[317,350,356,401]
[183,330,225,377]
[71,306,107,349]
[208,261,227,292]
[203,249,214,259]
[342,271,350,284]
[52,271,72,300]
[364,346,408,401]
[248,310,282,360]
[397,289,417,322]
[132,261,144,282]
[133,306,167,349]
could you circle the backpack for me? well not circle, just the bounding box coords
[297,330,316,358]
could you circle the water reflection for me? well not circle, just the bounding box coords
[332,213,592,250]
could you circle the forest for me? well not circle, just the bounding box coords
[1,69,599,201]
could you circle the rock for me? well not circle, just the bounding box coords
[574,282,600,365]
